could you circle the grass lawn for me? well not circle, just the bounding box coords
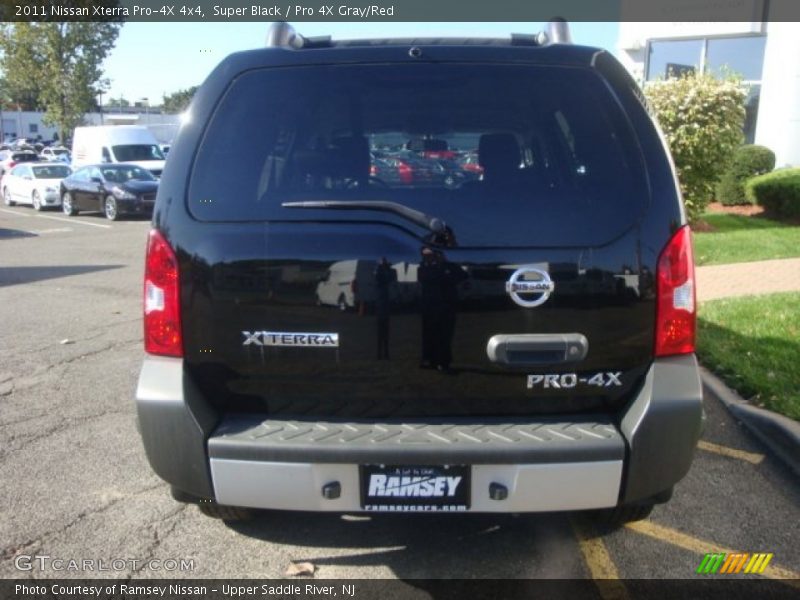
[693,213,800,266]
[697,292,800,420]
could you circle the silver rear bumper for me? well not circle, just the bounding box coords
[210,459,623,512]
[135,354,703,511]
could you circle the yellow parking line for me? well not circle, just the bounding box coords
[571,517,631,600]
[625,520,800,585]
[697,440,764,464]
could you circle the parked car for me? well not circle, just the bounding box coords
[60,163,158,220]
[0,149,40,175]
[0,150,40,189]
[135,21,701,526]
[2,162,72,210]
[459,152,484,177]
[371,154,460,188]
[40,146,71,162]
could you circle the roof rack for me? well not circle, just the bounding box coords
[545,18,573,44]
[265,19,571,50]
[266,22,331,49]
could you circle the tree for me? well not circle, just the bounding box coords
[644,73,746,222]
[107,96,130,108]
[0,20,121,141]
[0,23,45,111]
[162,86,198,114]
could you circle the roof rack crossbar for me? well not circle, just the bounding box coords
[510,33,543,47]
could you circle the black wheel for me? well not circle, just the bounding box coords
[197,501,254,521]
[3,188,14,206]
[103,195,119,221]
[62,192,77,216]
[589,503,654,531]
[32,191,43,211]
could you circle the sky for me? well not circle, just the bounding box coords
[102,22,619,103]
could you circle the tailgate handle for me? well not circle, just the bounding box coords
[486,334,588,366]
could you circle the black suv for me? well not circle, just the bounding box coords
[136,22,703,524]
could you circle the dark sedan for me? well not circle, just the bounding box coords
[60,164,158,220]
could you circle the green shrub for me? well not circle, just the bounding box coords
[716,145,776,205]
[644,73,746,223]
[746,168,800,218]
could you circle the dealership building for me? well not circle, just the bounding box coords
[618,20,800,168]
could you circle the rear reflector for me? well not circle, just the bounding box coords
[144,229,183,357]
[655,225,696,357]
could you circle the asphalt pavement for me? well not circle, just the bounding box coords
[0,205,798,590]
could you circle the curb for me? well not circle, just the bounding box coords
[700,366,800,476]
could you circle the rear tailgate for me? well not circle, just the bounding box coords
[180,60,655,418]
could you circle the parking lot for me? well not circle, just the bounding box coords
[0,205,798,588]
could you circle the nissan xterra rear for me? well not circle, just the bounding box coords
[136,21,703,526]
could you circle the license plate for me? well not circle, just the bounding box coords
[360,465,470,512]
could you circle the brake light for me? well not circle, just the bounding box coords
[397,160,413,184]
[144,229,183,357]
[370,164,377,177]
[655,225,696,357]
[7,161,16,169]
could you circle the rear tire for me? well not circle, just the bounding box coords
[62,192,77,216]
[589,503,654,531]
[198,501,255,521]
[170,487,255,521]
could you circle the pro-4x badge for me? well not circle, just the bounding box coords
[527,372,622,389]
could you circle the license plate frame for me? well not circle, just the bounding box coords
[360,464,471,512]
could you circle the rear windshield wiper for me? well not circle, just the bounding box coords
[281,200,446,235]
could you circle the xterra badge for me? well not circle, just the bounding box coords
[527,372,622,389]
[242,331,339,347]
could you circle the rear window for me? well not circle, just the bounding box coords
[33,165,71,179]
[189,63,648,247]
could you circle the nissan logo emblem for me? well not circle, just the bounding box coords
[505,267,555,308]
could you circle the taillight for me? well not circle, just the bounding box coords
[655,225,696,357]
[397,160,413,184]
[369,164,377,177]
[144,229,183,357]
[8,161,16,169]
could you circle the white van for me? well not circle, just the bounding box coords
[316,259,419,310]
[71,126,166,177]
